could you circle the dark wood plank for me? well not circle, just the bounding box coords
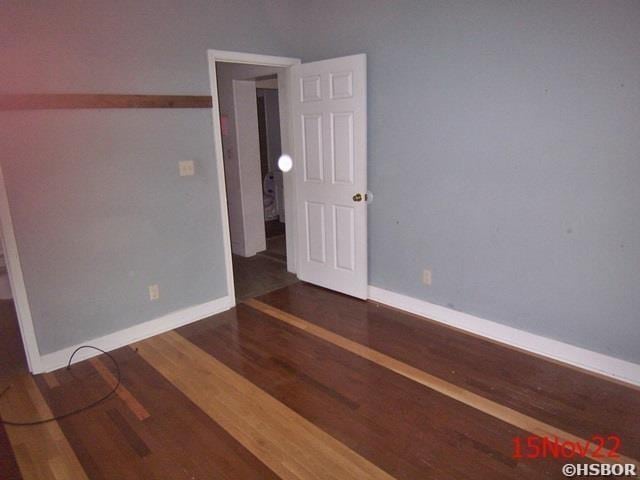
[89,357,150,420]
[178,304,584,479]
[105,409,151,458]
[256,283,640,459]
[0,94,212,110]
[232,253,297,301]
[34,347,278,480]
[0,300,27,479]
[0,300,28,383]
[0,422,21,480]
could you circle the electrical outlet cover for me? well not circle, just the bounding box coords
[422,269,432,286]
[179,160,195,176]
[148,284,160,300]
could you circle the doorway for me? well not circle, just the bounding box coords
[211,55,299,301]
[208,50,368,305]
[256,84,287,262]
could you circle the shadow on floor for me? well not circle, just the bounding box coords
[233,235,297,301]
[0,300,28,383]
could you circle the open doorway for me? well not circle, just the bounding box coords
[214,61,297,301]
[256,82,287,261]
[209,50,368,303]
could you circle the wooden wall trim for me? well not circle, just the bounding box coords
[0,94,213,110]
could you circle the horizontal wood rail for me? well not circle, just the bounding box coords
[0,94,212,110]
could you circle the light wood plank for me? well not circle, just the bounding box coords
[245,298,640,468]
[0,375,89,480]
[41,373,60,390]
[89,357,150,421]
[133,331,395,480]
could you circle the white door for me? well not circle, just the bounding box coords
[290,54,367,299]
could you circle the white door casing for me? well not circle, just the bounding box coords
[207,50,301,307]
[290,54,367,299]
[232,79,267,257]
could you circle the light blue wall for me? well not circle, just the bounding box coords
[0,0,296,355]
[2,1,640,363]
[0,0,294,94]
[281,0,640,363]
[0,110,227,354]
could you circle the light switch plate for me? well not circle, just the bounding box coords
[179,160,195,176]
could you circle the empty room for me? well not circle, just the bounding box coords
[0,1,639,479]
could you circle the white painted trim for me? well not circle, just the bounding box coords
[207,52,237,308]
[207,50,302,297]
[208,50,300,67]
[277,68,297,274]
[0,162,42,372]
[368,285,640,388]
[38,295,233,373]
[232,79,266,257]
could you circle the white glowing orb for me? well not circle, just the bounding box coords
[278,154,293,172]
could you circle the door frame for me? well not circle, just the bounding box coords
[207,50,301,306]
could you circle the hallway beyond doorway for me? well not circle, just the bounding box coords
[232,233,297,301]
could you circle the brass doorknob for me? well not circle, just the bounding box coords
[352,193,363,202]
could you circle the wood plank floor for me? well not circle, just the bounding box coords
[232,252,297,301]
[257,284,640,459]
[1,283,639,479]
[0,300,28,383]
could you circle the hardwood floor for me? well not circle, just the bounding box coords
[1,283,639,479]
[0,413,20,480]
[232,245,297,300]
[33,347,276,479]
[0,300,28,384]
[244,297,636,466]
[256,284,640,460]
[1,375,88,480]
[258,235,287,263]
[135,331,394,480]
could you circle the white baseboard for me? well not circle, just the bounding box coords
[368,286,640,388]
[37,295,234,374]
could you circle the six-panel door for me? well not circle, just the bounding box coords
[291,54,367,299]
